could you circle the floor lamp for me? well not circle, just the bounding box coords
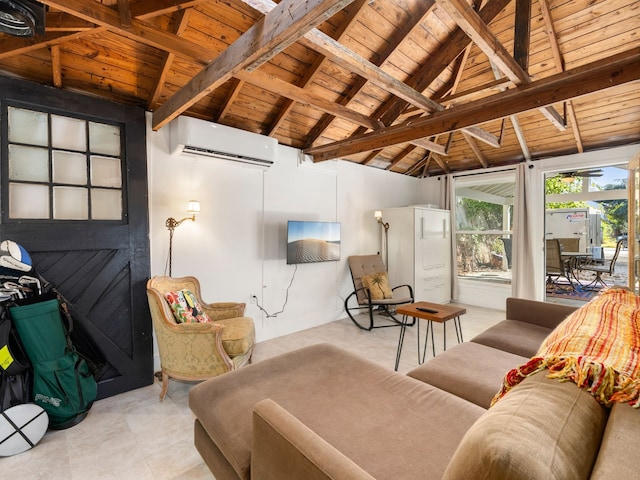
[374,210,390,268]
[166,200,200,276]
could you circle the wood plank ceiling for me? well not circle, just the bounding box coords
[0,0,638,176]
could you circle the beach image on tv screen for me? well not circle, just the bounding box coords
[287,221,340,264]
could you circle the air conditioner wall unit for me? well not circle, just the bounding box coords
[170,116,277,169]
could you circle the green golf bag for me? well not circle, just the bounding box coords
[9,298,97,429]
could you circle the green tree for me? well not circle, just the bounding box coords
[544,176,586,209]
[595,181,628,243]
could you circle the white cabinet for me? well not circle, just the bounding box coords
[382,206,452,304]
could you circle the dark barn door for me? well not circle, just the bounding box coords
[0,77,153,399]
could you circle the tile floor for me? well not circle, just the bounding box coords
[3,303,504,479]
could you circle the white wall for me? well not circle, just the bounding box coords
[146,114,422,342]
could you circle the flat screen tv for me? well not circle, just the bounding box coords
[287,221,341,265]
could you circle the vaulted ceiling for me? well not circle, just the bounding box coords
[1,0,638,176]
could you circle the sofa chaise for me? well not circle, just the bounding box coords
[188,293,640,479]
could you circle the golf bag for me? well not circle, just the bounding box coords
[0,240,99,429]
[9,296,97,429]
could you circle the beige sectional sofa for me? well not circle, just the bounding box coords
[188,297,640,479]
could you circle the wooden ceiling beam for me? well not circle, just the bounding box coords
[235,70,382,130]
[513,0,531,72]
[215,78,245,123]
[50,45,62,88]
[305,48,640,161]
[539,0,584,152]
[147,8,192,110]
[152,0,357,130]
[376,0,511,127]
[39,0,215,64]
[0,1,205,59]
[304,1,436,148]
[263,0,370,136]
[117,0,132,27]
[436,0,566,131]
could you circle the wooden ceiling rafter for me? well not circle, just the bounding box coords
[147,8,192,110]
[241,0,491,154]
[39,0,385,136]
[215,78,245,123]
[538,0,584,153]
[235,69,382,130]
[374,0,511,129]
[152,0,359,130]
[338,0,511,168]
[488,60,531,161]
[447,42,489,169]
[248,0,371,137]
[305,47,640,162]
[436,0,566,131]
[50,45,62,88]
[303,0,437,147]
[0,0,208,60]
[117,0,132,27]
[39,0,216,65]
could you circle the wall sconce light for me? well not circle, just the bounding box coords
[166,200,200,276]
[374,210,390,268]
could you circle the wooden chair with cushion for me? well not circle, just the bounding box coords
[146,276,255,400]
[344,254,414,330]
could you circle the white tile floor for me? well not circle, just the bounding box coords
[2,303,503,479]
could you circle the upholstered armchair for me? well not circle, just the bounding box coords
[146,276,255,400]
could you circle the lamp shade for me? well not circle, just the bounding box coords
[187,201,200,214]
[374,210,382,220]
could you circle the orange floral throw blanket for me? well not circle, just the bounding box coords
[492,288,640,408]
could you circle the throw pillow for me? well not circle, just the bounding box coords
[165,289,212,324]
[492,287,640,408]
[361,272,392,300]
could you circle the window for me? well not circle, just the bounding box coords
[455,172,516,283]
[6,106,123,221]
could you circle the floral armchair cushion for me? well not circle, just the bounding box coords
[165,289,212,324]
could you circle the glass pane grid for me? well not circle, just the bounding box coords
[5,106,124,221]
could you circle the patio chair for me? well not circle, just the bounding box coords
[579,239,624,290]
[546,239,574,291]
[344,254,414,330]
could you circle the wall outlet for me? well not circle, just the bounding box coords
[250,294,257,304]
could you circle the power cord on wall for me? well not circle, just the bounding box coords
[253,264,298,318]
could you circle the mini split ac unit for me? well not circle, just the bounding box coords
[170,116,277,169]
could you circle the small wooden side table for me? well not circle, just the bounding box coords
[394,301,466,371]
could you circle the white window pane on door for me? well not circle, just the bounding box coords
[9,145,49,181]
[89,122,120,156]
[91,156,122,188]
[9,183,49,219]
[8,107,48,146]
[51,114,87,151]
[91,189,122,220]
[53,150,87,185]
[53,186,88,220]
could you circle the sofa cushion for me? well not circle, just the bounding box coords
[189,343,484,480]
[407,342,528,408]
[590,402,640,479]
[442,371,607,480]
[470,319,552,357]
